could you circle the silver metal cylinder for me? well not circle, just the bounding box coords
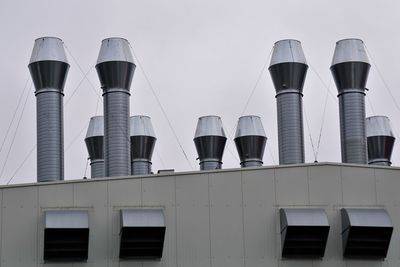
[194,116,227,170]
[85,116,104,178]
[28,37,69,182]
[130,115,156,175]
[268,39,308,164]
[366,116,395,166]
[331,39,370,164]
[96,38,135,177]
[234,115,267,167]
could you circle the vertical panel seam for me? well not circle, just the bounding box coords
[174,176,178,267]
[208,174,212,267]
[36,187,39,267]
[241,171,246,267]
[0,189,3,267]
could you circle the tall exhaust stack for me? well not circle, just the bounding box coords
[85,116,104,178]
[28,37,69,182]
[130,115,156,175]
[268,39,308,164]
[234,115,267,167]
[366,116,395,166]
[96,38,135,177]
[330,39,370,164]
[194,116,227,170]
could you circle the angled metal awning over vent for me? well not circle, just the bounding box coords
[44,210,89,262]
[341,208,393,259]
[280,208,330,258]
[120,209,166,260]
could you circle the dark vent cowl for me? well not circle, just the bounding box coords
[85,116,104,178]
[366,116,395,166]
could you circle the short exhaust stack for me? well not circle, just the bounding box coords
[194,116,227,170]
[96,38,135,177]
[85,116,104,178]
[330,39,370,164]
[366,116,395,166]
[130,116,156,175]
[234,115,267,167]
[268,39,308,164]
[28,37,69,182]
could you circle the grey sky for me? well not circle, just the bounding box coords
[0,0,399,183]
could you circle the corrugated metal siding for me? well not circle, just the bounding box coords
[0,164,399,266]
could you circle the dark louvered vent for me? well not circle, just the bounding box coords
[44,211,89,262]
[280,208,330,258]
[119,209,165,260]
[341,208,393,259]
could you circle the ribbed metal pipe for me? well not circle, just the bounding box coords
[331,39,370,164]
[338,91,367,163]
[96,38,135,177]
[276,91,305,164]
[269,39,307,165]
[28,37,69,182]
[131,160,152,175]
[90,159,105,178]
[366,116,395,166]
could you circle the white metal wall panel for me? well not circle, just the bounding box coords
[276,166,309,205]
[74,181,108,267]
[1,187,38,267]
[176,173,210,267]
[209,171,244,267]
[142,176,177,267]
[242,169,276,262]
[309,165,342,205]
[341,166,377,205]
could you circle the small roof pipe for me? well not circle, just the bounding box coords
[234,115,267,167]
[130,115,156,175]
[330,39,370,164]
[85,116,104,178]
[366,116,395,166]
[96,38,135,177]
[194,116,227,170]
[268,39,308,164]
[28,37,69,182]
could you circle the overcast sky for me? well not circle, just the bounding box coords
[0,0,399,184]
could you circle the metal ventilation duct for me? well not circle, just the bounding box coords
[330,39,370,164]
[95,38,135,177]
[366,116,395,166]
[234,115,267,167]
[130,115,156,175]
[28,37,69,182]
[194,116,227,170]
[85,116,104,178]
[268,39,308,164]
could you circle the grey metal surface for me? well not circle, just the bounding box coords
[341,208,392,228]
[331,39,369,65]
[29,37,68,63]
[0,163,399,265]
[269,39,307,66]
[280,208,329,230]
[45,210,89,229]
[90,159,105,178]
[269,39,307,165]
[96,37,135,177]
[121,209,165,227]
[338,92,367,163]
[366,116,396,166]
[331,39,370,164]
[194,116,227,170]
[234,115,267,167]
[276,93,305,164]
[85,116,104,178]
[130,116,156,175]
[29,37,69,182]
